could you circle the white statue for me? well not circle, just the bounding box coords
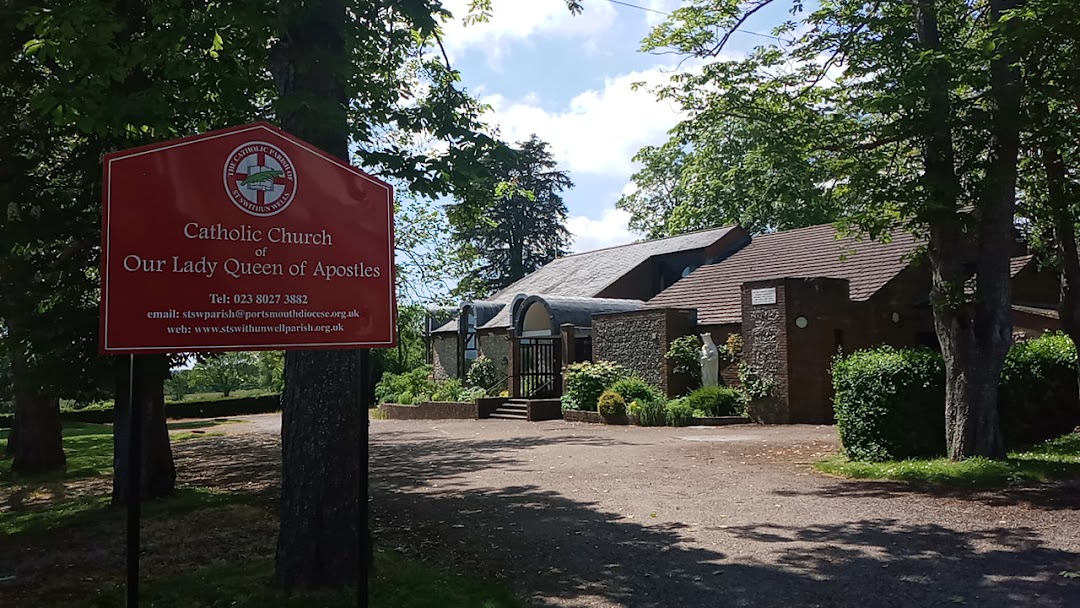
[699,333,720,387]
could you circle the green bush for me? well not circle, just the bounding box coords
[561,360,627,411]
[430,378,465,402]
[597,390,627,418]
[665,335,702,388]
[608,376,663,406]
[665,398,695,427]
[832,347,946,462]
[999,332,1080,446]
[685,386,745,417]
[737,362,776,400]
[637,400,667,426]
[466,356,499,391]
[375,365,481,404]
[375,366,436,404]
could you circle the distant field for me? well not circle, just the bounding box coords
[57,389,279,412]
[166,389,278,404]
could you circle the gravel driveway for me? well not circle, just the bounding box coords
[369,418,1080,608]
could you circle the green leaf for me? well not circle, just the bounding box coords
[22,38,44,55]
[240,169,284,185]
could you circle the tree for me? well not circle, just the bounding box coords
[0,9,114,472]
[618,110,845,237]
[164,369,193,402]
[191,353,258,397]
[1012,0,1080,402]
[450,135,572,295]
[255,351,285,393]
[639,0,1036,458]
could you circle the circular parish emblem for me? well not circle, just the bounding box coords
[223,141,297,217]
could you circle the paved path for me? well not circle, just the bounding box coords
[369,418,1080,608]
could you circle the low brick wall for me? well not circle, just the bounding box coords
[379,401,478,420]
[689,416,752,426]
[560,410,751,427]
[562,409,603,424]
[527,399,563,421]
[476,397,508,419]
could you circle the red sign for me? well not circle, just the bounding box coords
[100,122,396,354]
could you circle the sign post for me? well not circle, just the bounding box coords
[101,122,396,605]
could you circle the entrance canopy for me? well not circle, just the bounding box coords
[515,295,644,337]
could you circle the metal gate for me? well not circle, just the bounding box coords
[518,338,562,398]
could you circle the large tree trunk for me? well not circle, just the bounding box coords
[276,350,365,590]
[270,0,368,592]
[112,354,175,504]
[916,0,1016,459]
[7,338,65,474]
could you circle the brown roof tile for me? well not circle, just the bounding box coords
[646,224,921,324]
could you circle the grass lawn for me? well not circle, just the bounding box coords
[0,421,228,535]
[1,419,524,608]
[817,431,1080,486]
[85,551,521,608]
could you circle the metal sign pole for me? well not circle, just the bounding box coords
[127,354,142,608]
[359,348,370,608]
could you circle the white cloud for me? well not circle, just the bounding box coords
[439,0,617,66]
[567,208,635,253]
[482,66,687,177]
[643,0,678,26]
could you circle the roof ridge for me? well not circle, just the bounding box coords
[560,225,735,258]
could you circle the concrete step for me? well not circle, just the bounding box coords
[489,412,528,420]
[496,403,528,412]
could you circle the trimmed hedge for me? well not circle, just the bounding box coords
[834,333,1080,461]
[999,332,1080,446]
[597,390,627,418]
[832,347,946,462]
[685,386,745,417]
[561,360,627,411]
[608,376,663,406]
[0,394,281,428]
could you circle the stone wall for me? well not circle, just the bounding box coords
[593,309,665,388]
[741,280,790,424]
[431,333,459,381]
[593,308,697,396]
[477,329,511,386]
[380,401,477,420]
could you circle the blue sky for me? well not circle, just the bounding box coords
[438,0,798,252]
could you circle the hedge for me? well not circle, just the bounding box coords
[560,360,627,411]
[834,333,1080,461]
[0,394,281,429]
[999,332,1080,446]
[832,347,946,462]
[685,386,745,417]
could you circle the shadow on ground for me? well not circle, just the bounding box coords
[776,477,1080,511]
[371,430,1080,608]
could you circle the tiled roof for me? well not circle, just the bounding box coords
[646,224,921,325]
[485,226,738,303]
[1013,304,1058,319]
[1011,255,1033,277]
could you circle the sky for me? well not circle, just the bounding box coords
[436,0,798,253]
